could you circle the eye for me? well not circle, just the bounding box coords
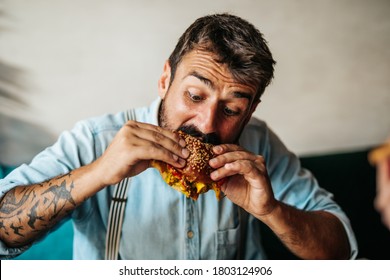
[223,106,240,116]
[187,91,203,102]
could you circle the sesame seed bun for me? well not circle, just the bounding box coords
[152,130,223,200]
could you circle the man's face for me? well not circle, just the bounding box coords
[158,49,259,144]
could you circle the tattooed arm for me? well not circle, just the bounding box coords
[0,164,104,247]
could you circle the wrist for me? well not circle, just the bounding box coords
[75,161,110,197]
[254,199,280,223]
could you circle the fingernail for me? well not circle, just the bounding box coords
[172,154,178,161]
[213,146,222,153]
[209,158,217,166]
[182,148,190,158]
[178,158,186,166]
[179,139,186,147]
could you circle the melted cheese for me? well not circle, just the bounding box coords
[160,169,221,200]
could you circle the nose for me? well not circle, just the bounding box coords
[197,102,218,135]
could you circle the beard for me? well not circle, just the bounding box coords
[158,97,171,130]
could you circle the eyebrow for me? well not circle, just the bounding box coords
[233,91,252,101]
[188,70,253,101]
[188,70,215,90]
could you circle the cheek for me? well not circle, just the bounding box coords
[204,116,248,143]
[177,99,192,113]
[217,120,246,143]
[164,94,196,127]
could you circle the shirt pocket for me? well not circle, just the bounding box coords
[215,224,240,259]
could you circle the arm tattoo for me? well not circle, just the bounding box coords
[10,223,24,237]
[27,201,45,229]
[42,181,76,221]
[0,188,34,216]
[0,173,78,246]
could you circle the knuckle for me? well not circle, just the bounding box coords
[243,160,254,170]
[237,150,249,158]
[152,130,165,142]
[155,125,164,134]
[174,132,183,143]
[216,144,227,152]
[125,120,137,127]
[172,142,182,153]
[255,155,266,165]
[122,121,138,135]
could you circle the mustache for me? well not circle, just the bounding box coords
[177,125,221,145]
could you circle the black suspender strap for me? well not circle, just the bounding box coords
[237,207,248,259]
[105,109,135,260]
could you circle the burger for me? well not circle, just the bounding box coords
[152,130,223,200]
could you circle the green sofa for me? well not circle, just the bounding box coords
[5,148,390,260]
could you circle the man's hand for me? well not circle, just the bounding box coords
[209,144,277,219]
[209,143,351,259]
[93,120,189,187]
[375,156,390,229]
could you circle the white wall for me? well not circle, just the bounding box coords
[0,0,389,165]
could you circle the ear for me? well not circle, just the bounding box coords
[158,60,171,99]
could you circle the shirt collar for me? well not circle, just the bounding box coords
[149,97,162,126]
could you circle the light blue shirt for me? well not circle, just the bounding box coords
[0,98,358,259]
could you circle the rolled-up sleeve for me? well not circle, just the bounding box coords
[0,120,97,259]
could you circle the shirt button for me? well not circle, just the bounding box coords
[187,230,194,239]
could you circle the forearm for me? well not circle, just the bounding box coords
[259,202,351,259]
[0,162,105,247]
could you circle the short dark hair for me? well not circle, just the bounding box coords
[168,13,276,99]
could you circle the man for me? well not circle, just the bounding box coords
[0,13,357,259]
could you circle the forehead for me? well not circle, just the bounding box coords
[176,50,258,94]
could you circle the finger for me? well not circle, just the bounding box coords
[210,150,262,169]
[210,160,253,181]
[125,121,187,148]
[127,137,187,168]
[212,144,245,155]
[124,121,189,160]
[211,158,265,181]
